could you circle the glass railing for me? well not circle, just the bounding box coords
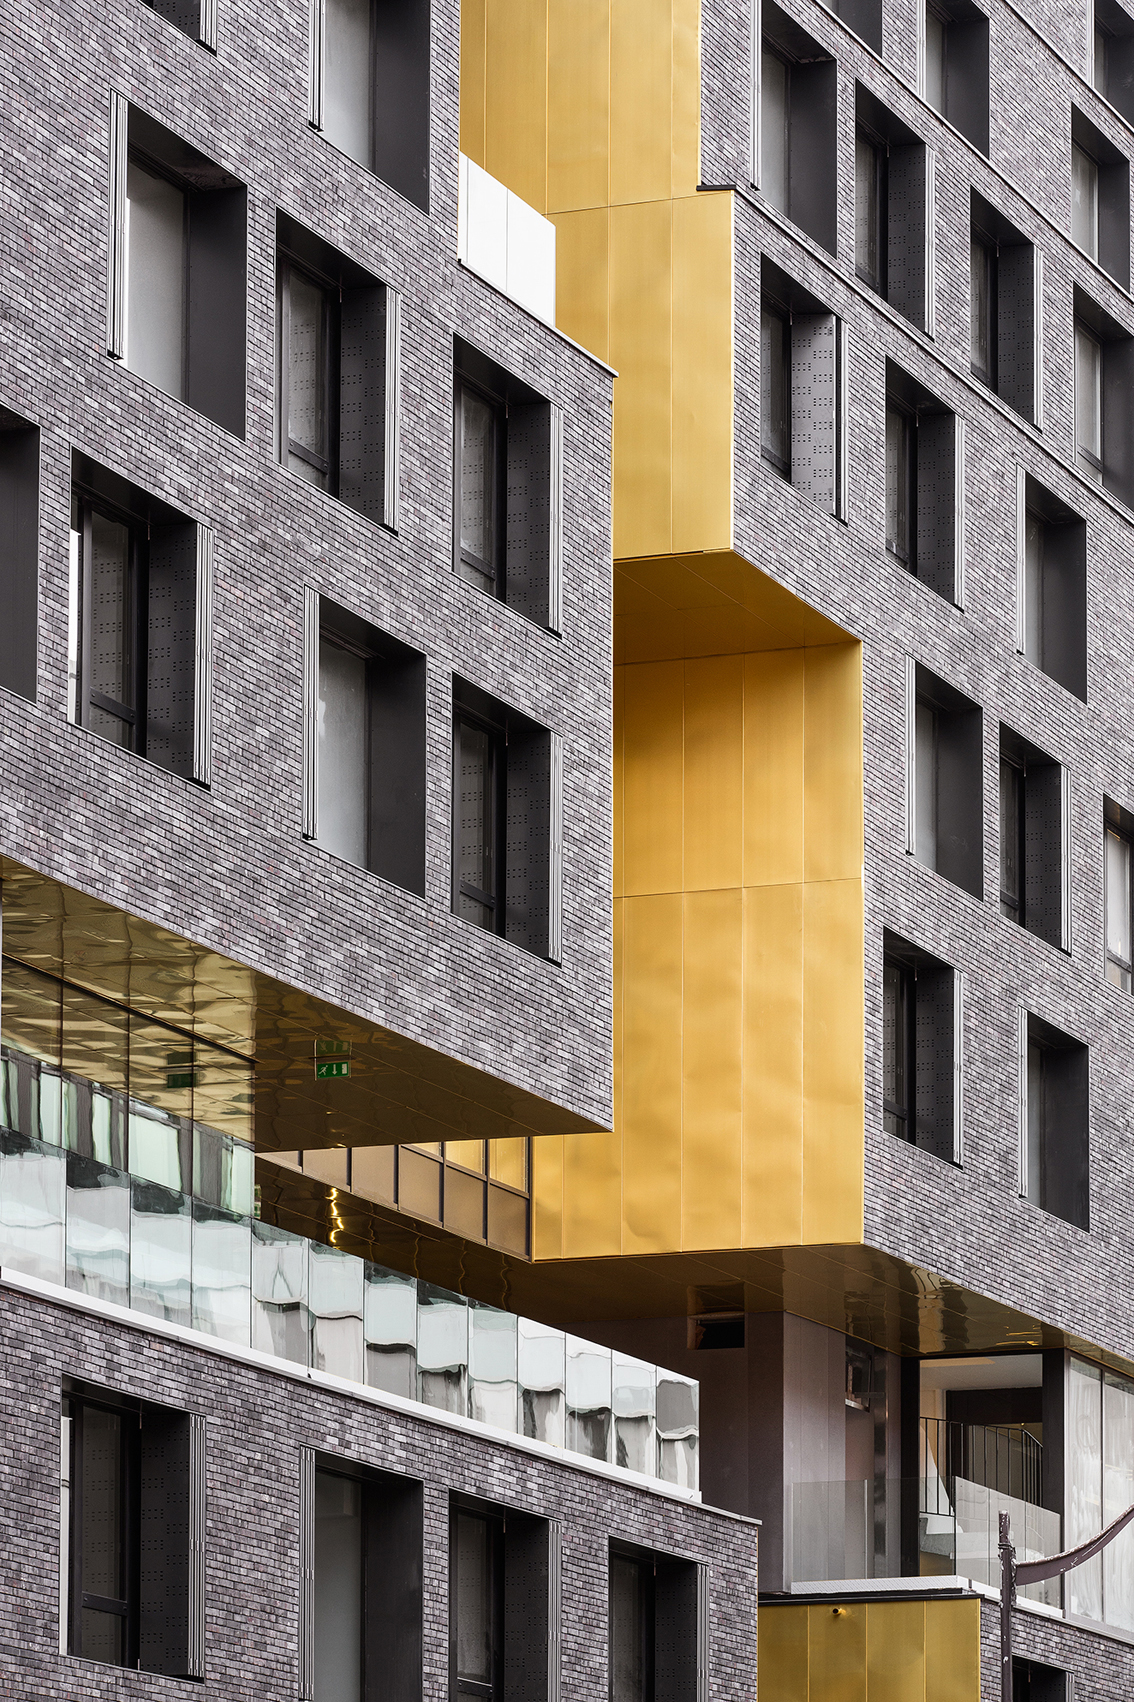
[0,1044,698,1489]
[787,1476,1060,1604]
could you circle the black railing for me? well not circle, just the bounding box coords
[921,1416,1043,1508]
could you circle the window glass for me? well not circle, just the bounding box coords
[287,270,330,488]
[76,1405,127,1664]
[1072,142,1100,260]
[760,306,789,475]
[610,1554,648,1702]
[914,699,938,868]
[318,636,368,868]
[882,960,908,1138]
[458,388,498,589]
[125,160,186,400]
[925,6,946,111]
[455,1512,495,1691]
[1075,323,1104,478]
[1025,1039,1044,1205]
[970,238,994,384]
[1104,1372,1134,1630]
[1000,759,1022,922]
[454,719,496,929]
[1106,826,1132,989]
[855,133,883,291]
[1096,23,1109,92]
[761,48,789,213]
[885,405,911,564]
[314,1469,363,1702]
[1023,511,1043,665]
[1068,1356,1104,1618]
[323,0,372,168]
[88,513,134,747]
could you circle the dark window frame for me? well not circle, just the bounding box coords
[278,251,342,495]
[74,486,148,755]
[65,1390,141,1669]
[970,227,999,388]
[759,295,792,478]
[884,397,915,568]
[450,1503,505,1701]
[609,1548,657,1702]
[999,752,1025,925]
[454,372,507,596]
[452,703,507,934]
[882,954,914,1141]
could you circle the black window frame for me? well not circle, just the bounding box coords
[882,953,913,1141]
[610,1548,656,1702]
[74,487,148,756]
[454,372,507,596]
[451,1504,505,1701]
[452,702,506,934]
[278,252,342,495]
[65,1389,141,1669]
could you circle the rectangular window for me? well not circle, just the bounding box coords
[0,409,41,705]
[759,7,838,254]
[1073,288,1134,504]
[921,0,990,152]
[1073,107,1131,286]
[1105,810,1133,991]
[70,457,211,783]
[62,1383,204,1678]
[999,728,1067,948]
[109,103,246,437]
[301,1454,423,1702]
[760,261,844,515]
[1017,472,1087,700]
[450,1499,558,1702]
[883,933,959,1162]
[909,664,983,898]
[277,216,398,528]
[1093,0,1134,124]
[1073,141,1100,259]
[453,342,562,630]
[305,594,426,895]
[971,193,1038,422]
[451,680,561,960]
[608,1545,703,1702]
[311,0,431,211]
[855,87,932,330]
[821,0,882,51]
[1021,1013,1089,1230]
[885,364,962,601]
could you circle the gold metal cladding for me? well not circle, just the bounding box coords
[759,1598,982,1702]
[0,858,605,1152]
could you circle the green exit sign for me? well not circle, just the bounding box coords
[315,1058,351,1080]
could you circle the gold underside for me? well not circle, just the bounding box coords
[759,1598,982,1702]
[0,858,603,1152]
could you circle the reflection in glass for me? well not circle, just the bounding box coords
[760,47,788,214]
[1104,1370,1134,1630]
[1106,826,1133,991]
[310,1241,365,1382]
[192,1044,254,1146]
[970,237,994,385]
[286,268,330,488]
[323,0,373,167]
[855,132,884,292]
[469,1302,517,1431]
[130,1180,191,1326]
[318,634,369,868]
[1075,322,1103,480]
[314,1468,364,1702]
[925,6,946,111]
[128,1103,186,1191]
[417,1282,468,1413]
[0,1130,65,1282]
[1072,142,1100,260]
[1068,1356,1103,1619]
[914,698,938,868]
[252,1220,310,1364]
[566,1336,612,1462]
[487,1183,528,1255]
[457,386,498,592]
[454,1511,498,1690]
[1,958,62,1068]
[364,1264,417,1398]
[193,1123,254,1215]
[191,1201,251,1345]
[613,1353,656,1475]
[518,1317,566,1446]
[885,404,911,565]
[125,159,186,399]
[657,1371,700,1488]
[66,1155,129,1306]
[87,511,135,747]
[759,305,789,477]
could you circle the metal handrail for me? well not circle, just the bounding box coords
[920,1416,1044,1507]
[998,1502,1134,1700]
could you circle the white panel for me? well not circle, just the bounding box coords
[66,527,80,723]
[507,192,556,324]
[549,732,563,963]
[1014,464,1027,653]
[1033,250,1045,430]
[384,288,402,532]
[904,656,917,856]
[954,416,966,607]
[193,527,214,787]
[199,0,218,50]
[298,1447,317,1701]
[1061,764,1073,953]
[308,0,325,129]
[125,159,186,400]
[953,971,964,1164]
[924,147,937,340]
[463,156,509,293]
[302,588,319,841]
[836,319,849,523]
[548,406,564,632]
[106,92,129,360]
[1017,1007,1029,1197]
[751,0,762,187]
[188,1412,207,1679]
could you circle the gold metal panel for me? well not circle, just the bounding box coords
[530,1133,564,1259]
[484,0,548,213]
[546,0,609,212]
[681,888,743,1250]
[620,892,683,1254]
[671,0,701,194]
[619,660,684,897]
[801,877,865,1245]
[741,882,804,1246]
[609,199,673,561]
[924,1599,981,1702]
[671,193,733,554]
[865,1600,926,1702]
[459,0,487,163]
[683,656,744,893]
[807,1601,868,1702]
[743,650,805,889]
[609,0,675,205]
[804,645,865,884]
[757,1604,810,1698]
[549,208,611,364]
[488,1137,527,1189]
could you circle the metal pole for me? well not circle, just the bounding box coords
[999,1510,1015,1702]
